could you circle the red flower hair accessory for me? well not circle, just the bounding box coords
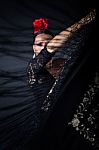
[33,18,48,34]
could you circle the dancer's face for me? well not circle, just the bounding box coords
[33,33,53,56]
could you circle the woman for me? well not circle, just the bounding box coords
[27,9,96,87]
[26,9,96,149]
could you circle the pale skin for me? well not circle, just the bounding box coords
[33,9,96,56]
[33,34,53,56]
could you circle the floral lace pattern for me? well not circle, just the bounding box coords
[40,19,98,149]
[68,72,99,148]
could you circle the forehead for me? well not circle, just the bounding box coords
[35,33,53,42]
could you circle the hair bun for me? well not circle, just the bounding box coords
[33,18,48,34]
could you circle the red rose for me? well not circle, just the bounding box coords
[33,18,48,34]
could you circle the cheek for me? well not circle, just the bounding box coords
[33,45,43,53]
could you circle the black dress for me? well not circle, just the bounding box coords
[27,48,55,88]
[9,48,55,150]
[27,48,55,126]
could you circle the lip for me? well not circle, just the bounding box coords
[34,49,43,53]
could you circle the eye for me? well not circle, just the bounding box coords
[34,43,43,46]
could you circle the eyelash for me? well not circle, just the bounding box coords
[34,43,43,46]
[34,41,49,47]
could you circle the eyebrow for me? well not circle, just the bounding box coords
[34,40,49,46]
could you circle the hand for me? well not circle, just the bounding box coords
[79,9,96,26]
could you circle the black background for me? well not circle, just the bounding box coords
[0,0,97,150]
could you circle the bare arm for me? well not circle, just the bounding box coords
[47,9,96,53]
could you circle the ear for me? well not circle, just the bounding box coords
[42,42,46,46]
[42,42,48,48]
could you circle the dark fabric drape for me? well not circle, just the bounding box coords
[0,0,97,150]
[37,22,98,150]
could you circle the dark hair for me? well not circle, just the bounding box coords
[33,18,54,42]
[37,29,54,36]
[33,29,54,43]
